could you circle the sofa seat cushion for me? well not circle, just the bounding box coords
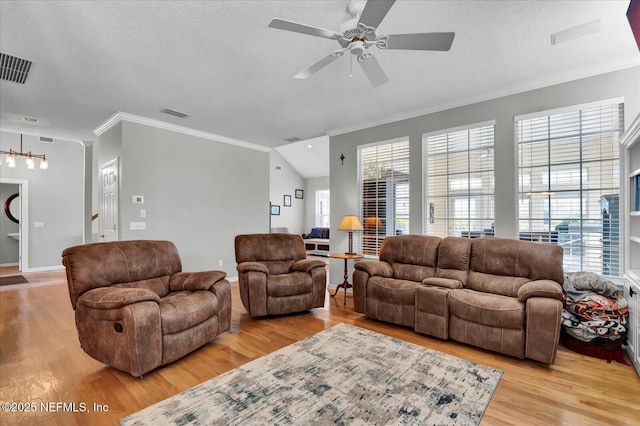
[368,277,421,306]
[160,290,218,335]
[267,272,312,297]
[449,289,524,330]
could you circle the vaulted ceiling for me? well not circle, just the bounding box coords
[1,1,638,177]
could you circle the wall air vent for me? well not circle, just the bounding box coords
[161,108,190,118]
[1,52,33,84]
[39,136,55,144]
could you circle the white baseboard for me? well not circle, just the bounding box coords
[0,262,19,267]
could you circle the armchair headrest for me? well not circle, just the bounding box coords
[235,233,306,263]
[62,240,182,309]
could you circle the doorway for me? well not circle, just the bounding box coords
[99,158,119,242]
[0,178,29,272]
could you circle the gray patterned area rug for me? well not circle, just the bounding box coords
[120,323,502,425]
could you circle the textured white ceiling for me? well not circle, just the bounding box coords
[0,1,638,169]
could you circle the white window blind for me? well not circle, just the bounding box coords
[315,190,330,227]
[357,139,410,256]
[517,102,623,276]
[423,124,495,238]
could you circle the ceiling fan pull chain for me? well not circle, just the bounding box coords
[350,53,353,77]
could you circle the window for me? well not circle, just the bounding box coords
[517,100,623,276]
[358,138,410,256]
[423,123,495,238]
[315,190,330,227]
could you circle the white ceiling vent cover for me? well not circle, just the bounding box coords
[39,136,55,144]
[1,52,33,84]
[162,108,189,118]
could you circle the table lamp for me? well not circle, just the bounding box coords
[338,215,363,255]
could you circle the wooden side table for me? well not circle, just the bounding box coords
[329,252,364,305]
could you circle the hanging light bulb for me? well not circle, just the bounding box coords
[40,156,48,170]
[7,153,16,168]
[26,154,35,169]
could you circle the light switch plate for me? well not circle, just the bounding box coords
[130,222,146,230]
[34,221,45,228]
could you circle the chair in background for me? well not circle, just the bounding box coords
[234,233,327,317]
[62,240,231,377]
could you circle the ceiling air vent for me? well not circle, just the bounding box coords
[161,108,189,118]
[284,136,302,143]
[39,136,55,144]
[1,52,33,84]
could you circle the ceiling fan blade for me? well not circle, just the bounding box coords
[359,55,389,87]
[385,32,455,51]
[358,0,396,30]
[269,18,341,40]
[294,49,347,79]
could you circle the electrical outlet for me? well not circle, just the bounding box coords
[140,209,146,218]
[218,259,223,267]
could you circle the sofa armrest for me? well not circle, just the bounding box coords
[422,277,463,289]
[76,287,160,310]
[354,260,393,278]
[169,271,227,292]
[236,261,269,274]
[518,280,563,302]
[292,259,326,273]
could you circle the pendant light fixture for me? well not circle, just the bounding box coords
[1,134,48,170]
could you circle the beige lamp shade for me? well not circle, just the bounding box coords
[338,215,363,231]
[338,215,363,255]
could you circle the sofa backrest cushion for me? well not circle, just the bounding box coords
[235,233,306,275]
[468,238,564,297]
[379,235,441,282]
[62,240,182,309]
[435,237,471,284]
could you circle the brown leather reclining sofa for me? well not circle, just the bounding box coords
[353,235,564,364]
[62,240,231,376]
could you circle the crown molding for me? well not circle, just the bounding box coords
[326,60,640,138]
[93,112,270,152]
[621,112,640,148]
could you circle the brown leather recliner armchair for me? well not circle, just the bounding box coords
[62,240,231,377]
[235,233,327,317]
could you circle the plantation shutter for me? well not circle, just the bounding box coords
[517,101,623,276]
[357,139,410,256]
[423,123,495,238]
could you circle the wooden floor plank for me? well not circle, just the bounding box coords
[0,271,638,425]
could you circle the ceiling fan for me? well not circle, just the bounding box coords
[268,0,455,87]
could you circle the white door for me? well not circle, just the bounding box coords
[99,158,119,242]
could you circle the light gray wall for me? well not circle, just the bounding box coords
[269,149,305,234]
[0,132,84,269]
[329,67,640,284]
[117,121,269,275]
[304,176,330,232]
[83,142,93,244]
[0,183,19,265]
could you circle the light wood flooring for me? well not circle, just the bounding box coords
[0,268,639,425]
